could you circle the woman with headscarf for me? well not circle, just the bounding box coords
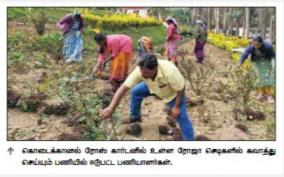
[57,11,84,63]
[165,17,181,66]
[93,33,133,92]
[239,36,275,103]
[193,19,208,64]
[138,36,153,58]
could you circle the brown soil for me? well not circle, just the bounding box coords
[195,134,211,141]
[126,122,143,137]
[7,89,21,108]
[40,98,70,116]
[8,109,77,140]
[158,124,171,135]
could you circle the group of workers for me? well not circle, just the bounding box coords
[57,11,275,140]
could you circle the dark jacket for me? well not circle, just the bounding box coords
[240,41,275,65]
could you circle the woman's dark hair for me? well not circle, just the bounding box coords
[94,33,106,44]
[252,35,263,44]
[167,19,174,24]
[74,14,81,19]
[138,54,158,70]
[167,19,177,28]
[250,35,274,61]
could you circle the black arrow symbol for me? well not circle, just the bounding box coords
[8,147,14,155]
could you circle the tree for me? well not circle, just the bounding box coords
[231,8,242,36]
[268,8,276,43]
[191,8,197,23]
[29,9,48,36]
[214,8,220,33]
[258,8,266,39]
[149,8,169,21]
[226,8,233,35]
[244,8,250,38]
[207,8,211,30]
[222,8,229,33]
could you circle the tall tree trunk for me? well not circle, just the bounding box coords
[222,8,228,33]
[242,11,245,37]
[196,8,201,18]
[200,8,207,21]
[269,10,275,43]
[244,8,250,38]
[214,8,220,33]
[191,8,197,23]
[182,8,190,25]
[207,8,211,30]
[227,8,232,35]
[258,8,266,39]
[236,20,240,36]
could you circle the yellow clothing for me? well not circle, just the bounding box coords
[124,59,185,103]
[109,52,131,81]
[258,86,274,96]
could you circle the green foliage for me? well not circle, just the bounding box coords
[266,118,276,139]
[8,32,27,51]
[8,51,26,68]
[33,51,49,68]
[18,101,29,112]
[8,8,30,21]
[31,32,62,58]
[57,75,119,140]
[29,9,49,36]
[7,7,85,24]
[8,50,28,74]
[179,54,216,96]
[37,78,53,94]
[87,25,166,50]
[218,66,255,109]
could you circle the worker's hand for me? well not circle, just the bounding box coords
[170,107,180,120]
[93,64,101,76]
[99,107,114,119]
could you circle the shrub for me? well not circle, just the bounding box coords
[8,50,26,68]
[83,9,162,30]
[29,9,49,36]
[8,8,30,21]
[8,32,27,51]
[31,32,62,59]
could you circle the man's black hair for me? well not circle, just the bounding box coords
[138,54,158,70]
[94,33,106,43]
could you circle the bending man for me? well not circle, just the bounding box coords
[99,54,195,140]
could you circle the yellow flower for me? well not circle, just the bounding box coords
[82,11,161,28]
[209,32,251,70]
[92,28,101,33]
